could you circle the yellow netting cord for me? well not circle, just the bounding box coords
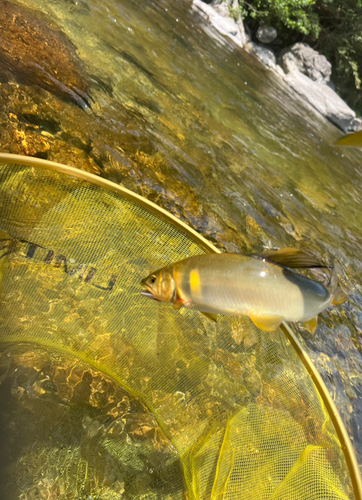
[0,161,357,499]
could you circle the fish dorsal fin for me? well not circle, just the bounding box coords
[249,313,283,332]
[303,316,318,334]
[255,248,325,269]
[201,312,218,322]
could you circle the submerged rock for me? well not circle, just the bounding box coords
[0,81,240,249]
[0,0,90,108]
[0,344,182,500]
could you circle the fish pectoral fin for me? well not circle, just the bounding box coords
[200,312,218,322]
[255,248,325,269]
[249,313,283,332]
[173,287,186,310]
[302,316,318,334]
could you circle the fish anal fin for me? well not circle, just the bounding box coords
[201,312,218,322]
[303,316,318,335]
[173,302,184,310]
[249,313,283,332]
[256,248,325,269]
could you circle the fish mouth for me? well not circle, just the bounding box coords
[140,286,160,301]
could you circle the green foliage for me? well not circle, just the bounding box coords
[237,0,362,115]
[244,0,320,38]
[313,0,362,113]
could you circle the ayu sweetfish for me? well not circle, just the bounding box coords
[140,248,347,333]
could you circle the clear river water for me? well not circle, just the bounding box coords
[1,0,362,497]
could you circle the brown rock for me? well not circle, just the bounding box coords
[0,0,90,108]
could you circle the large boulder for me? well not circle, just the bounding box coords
[193,0,247,45]
[278,42,355,130]
[279,43,332,84]
[212,1,231,17]
[284,71,355,131]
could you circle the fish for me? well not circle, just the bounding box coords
[336,130,362,148]
[140,248,347,333]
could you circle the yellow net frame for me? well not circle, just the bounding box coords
[0,152,361,500]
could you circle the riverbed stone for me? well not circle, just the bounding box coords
[279,43,332,84]
[284,71,355,131]
[349,117,362,132]
[248,42,277,69]
[0,0,90,108]
[256,25,277,44]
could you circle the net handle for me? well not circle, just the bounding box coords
[0,152,361,500]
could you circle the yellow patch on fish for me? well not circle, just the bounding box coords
[190,269,201,295]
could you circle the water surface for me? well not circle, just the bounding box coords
[2,0,362,486]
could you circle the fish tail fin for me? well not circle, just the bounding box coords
[331,288,348,306]
[328,263,348,305]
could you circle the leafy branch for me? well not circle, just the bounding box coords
[235,0,362,114]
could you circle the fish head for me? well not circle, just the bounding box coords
[141,266,175,303]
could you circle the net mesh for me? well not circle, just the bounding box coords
[0,161,354,499]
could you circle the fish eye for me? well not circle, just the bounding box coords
[150,275,157,284]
